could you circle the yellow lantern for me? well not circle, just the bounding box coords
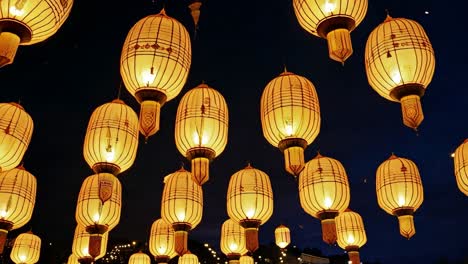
[161,168,203,256]
[0,166,36,254]
[188,1,202,29]
[0,103,33,172]
[454,139,468,196]
[0,0,73,67]
[129,252,151,264]
[239,256,254,264]
[149,218,177,263]
[365,15,436,130]
[71,225,108,263]
[376,154,424,239]
[226,164,273,253]
[292,0,368,63]
[120,9,192,140]
[175,83,229,185]
[75,173,121,258]
[67,254,79,264]
[83,99,139,176]
[274,224,291,249]
[336,209,367,264]
[178,252,198,264]
[260,70,321,177]
[220,219,247,263]
[298,153,350,245]
[10,231,41,264]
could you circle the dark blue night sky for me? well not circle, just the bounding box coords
[0,0,467,263]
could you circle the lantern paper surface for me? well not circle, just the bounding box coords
[239,256,254,264]
[0,103,33,172]
[220,219,247,256]
[83,99,139,175]
[175,83,229,185]
[336,210,367,264]
[260,71,320,176]
[0,0,73,66]
[10,232,41,264]
[292,0,367,62]
[129,252,151,264]
[454,139,468,196]
[178,253,198,264]
[67,254,79,264]
[72,225,108,260]
[75,173,122,232]
[274,225,291,249]
[365,15,435,129]
[376,154,423,238]
[149,218,176,259]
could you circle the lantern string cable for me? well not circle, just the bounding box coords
[117,81,123,100]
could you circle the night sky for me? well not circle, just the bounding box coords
[0,0,467,263]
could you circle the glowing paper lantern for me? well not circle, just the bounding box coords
[454,139,468,196]
[336,210,367,264]
[161,168,203,255]
[274,224,291,249]
[0,0,73,67]
[149,218,176,263]
[75,173,121,258]
[175,83,229,185]
[0,166,36,254]
[72,225,108,263]
[67,254,79,264]
[129,252,151,264]
[83,99,139,176]
[10,232,41,264]
[226,164,273,252]
[120,9,192,140]
[178,252,198,264]
[292,0,368,63]
[365,15,436,130]
[220,219,247,263]
[0,103,33,172]
[298,153,350,244]
[239,256,254,264]
[260,70,321,177]
[376,154,423,239]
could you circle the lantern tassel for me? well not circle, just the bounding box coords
[0,32,20,67]
[283,146,305,177]
[400,95,424,130]
[88,234,103,259]
[191,157,209,185]
[245,227,259,253]
[397,215,416,239]
[174,230,189,255]
[321,218,337,245]
[326,28,353,64]
[139,100,161,141]
[348,250,360,264]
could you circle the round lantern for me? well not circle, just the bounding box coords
[149,218,177,263]
[292,0,368,63]
[72,225,108,264]
[298,153,350,244]
[161,168,203,256]
[178,252,198,264]
[336,209,367,264]
[274,224,291,249]
[0,0,73,67]
[75,173,121,258]
[226,164,273,252]
[0,102,33,172]
[365,15,436,130]
[120,9,192,140]
[376,154,423,239]
[220,219,247,263]
[260,70,321,177]
[67,254,79,264]
[454,139,468,196]
[10,231,41,264]
[175,83,229,185]
[129,252,151,264]
[239,256,254,264]
[83,99,139,176]
[0,166,36,254]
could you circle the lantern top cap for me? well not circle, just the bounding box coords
[195,82,210,89]
[384,9,393,22]
[388,153,398,160]
[158,8,167,16]
[245,162,253,169]
[344,208,353,213]
[177,166,187,172]
[463,139,468,144]
[111,99,125,104]
[276,224,287,228]
[16,164,25,170]
[314,151,323,159]
[9,102,24,110]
